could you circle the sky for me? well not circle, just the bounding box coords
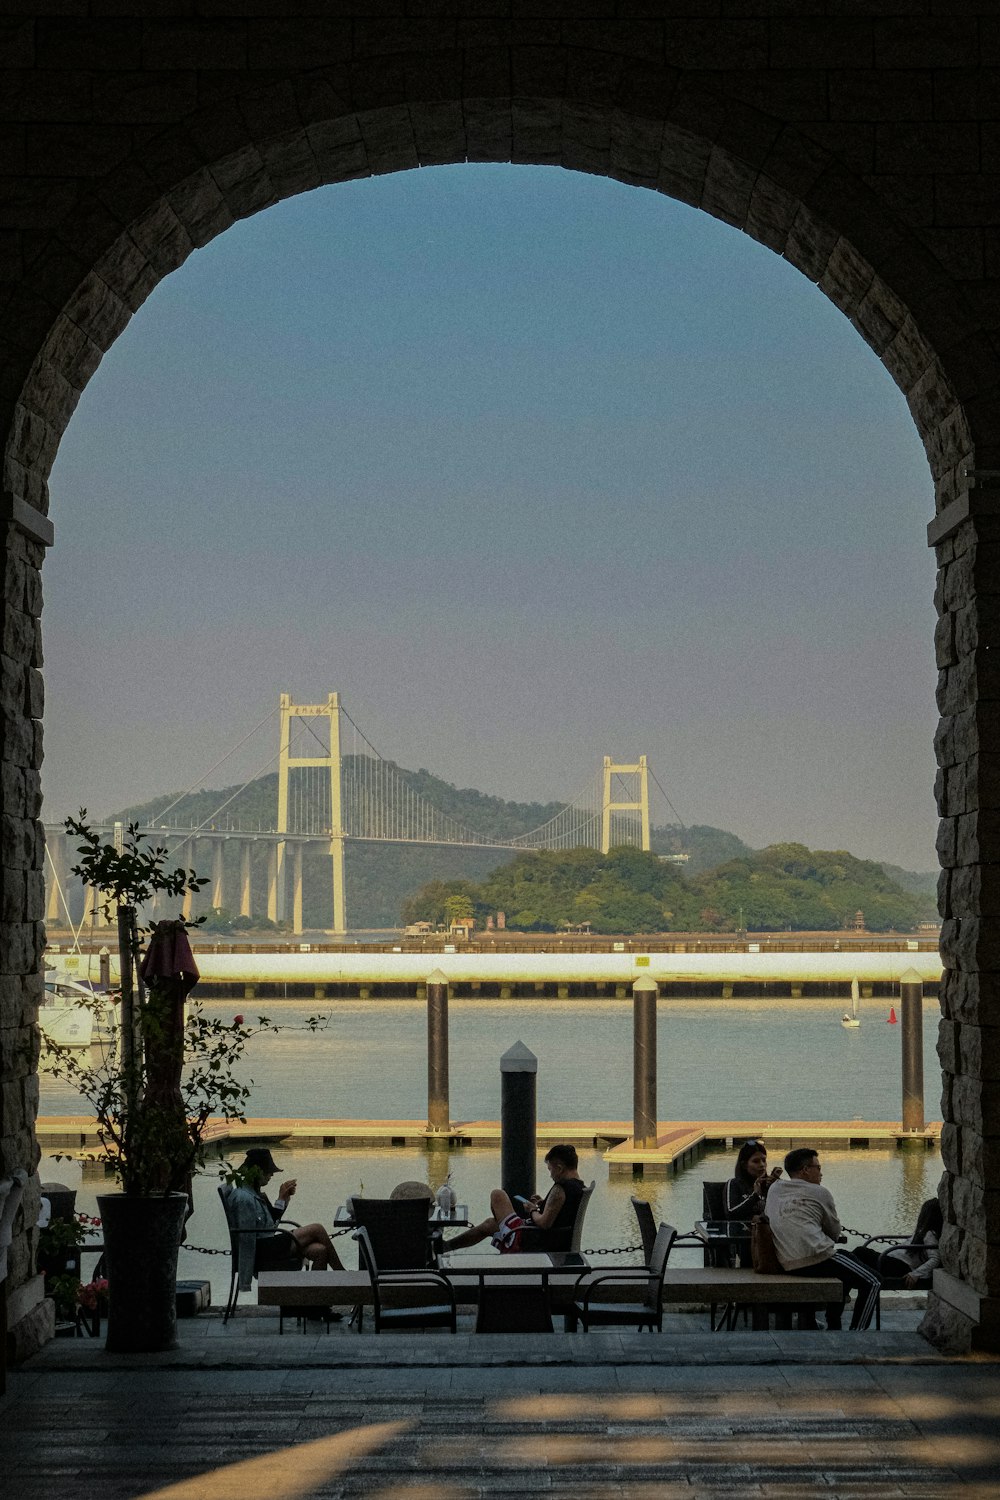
[43,163,938,871]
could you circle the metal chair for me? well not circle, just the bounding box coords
[568,1181,596,1252]
[631,1196,657,1262]
[701,1181,736,1265]
[632,1195,701,1264]
[349,1195,442,1269]
[218,1184,304,1324]
[569,1223,677,1332]
[353,1226,457,1334]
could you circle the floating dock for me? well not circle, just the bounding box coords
[36,1115,941,1177]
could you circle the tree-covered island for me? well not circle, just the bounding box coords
[403,843,935,935]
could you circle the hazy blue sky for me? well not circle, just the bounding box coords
[44,164,937,870]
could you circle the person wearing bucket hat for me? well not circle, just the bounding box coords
[228,1147,344,1291]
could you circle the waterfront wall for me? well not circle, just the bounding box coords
[3,2,1000,1353]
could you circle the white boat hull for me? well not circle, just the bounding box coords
[39,974,115,1049]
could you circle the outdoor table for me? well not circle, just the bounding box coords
[437,1250,590,1333]
[695,1218,752,1268]
[695,1218,751,1245]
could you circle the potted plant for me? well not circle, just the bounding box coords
[36,1210,103,1333]
[42,814,272,1352]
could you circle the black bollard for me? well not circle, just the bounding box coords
[633,976,658,1149]
[899,967,925,1134]
[426,968,450,1134]
[501,1041,537,1198]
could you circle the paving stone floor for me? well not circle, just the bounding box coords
[4,1310,1000,1497]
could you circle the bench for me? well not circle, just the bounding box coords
[257,1266,843,1333]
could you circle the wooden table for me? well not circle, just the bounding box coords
[437,1251,590,1333]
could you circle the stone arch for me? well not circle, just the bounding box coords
[2,41,997,1356]
[5,75,981,520]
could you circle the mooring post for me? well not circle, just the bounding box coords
[426,968,450,1136]
[633,975,659,1149]
[501,1041,537,1198]
[899,967,925,1137]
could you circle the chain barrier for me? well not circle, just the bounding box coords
[181,1226,354,1257]
[582,1244,643,1256]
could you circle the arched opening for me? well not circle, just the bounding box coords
[2,76,991,1353]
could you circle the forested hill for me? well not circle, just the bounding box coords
[404,843,937,935]
[105,771,934,931]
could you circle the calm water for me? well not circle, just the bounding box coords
[40,995,943,1303]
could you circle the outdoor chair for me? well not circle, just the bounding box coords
[701,1180,762,1330]
[569,1223,677,1332]
[218,1184,304,1324]
[853,1233,922,1330]
[631,1196,658,1262]
[631,1195,701,1264]
[353,1226,457,1334]
[701,1181,738,1265]
[568,1181,596,1253]
[349,1195,442,1270]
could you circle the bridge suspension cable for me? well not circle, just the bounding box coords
[93,692,681,856]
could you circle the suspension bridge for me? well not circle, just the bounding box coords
[44,693,684,936]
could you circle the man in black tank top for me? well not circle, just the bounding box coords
[444,1143,585,1253]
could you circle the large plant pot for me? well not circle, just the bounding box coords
[97,1192,188,1353]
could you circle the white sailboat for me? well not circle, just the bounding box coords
[841,977,861,1029]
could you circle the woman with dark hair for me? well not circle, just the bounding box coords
[722,1140,782,1266]
[725,1140,782,1222]
[854,1197,943,1287]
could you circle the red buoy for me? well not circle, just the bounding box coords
[888,1006,897,1024]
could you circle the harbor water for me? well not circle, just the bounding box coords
[39,995,944,1304]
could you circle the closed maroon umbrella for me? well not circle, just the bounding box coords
[138,922,200,1199]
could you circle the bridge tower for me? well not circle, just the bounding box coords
[601,755,650,855]
[276,692,346,935]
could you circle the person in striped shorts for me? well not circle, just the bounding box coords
[765,1147,882,1331]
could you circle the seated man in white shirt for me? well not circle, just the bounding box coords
[766,1147,881,1331]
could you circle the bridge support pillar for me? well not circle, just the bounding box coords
[45,829,65,925]
[211,841,224,912]
[182,845,194,922]
[239,842,252,919]
[426,969,449,1134]
[900,968,925,1138]
[501,1042,537,1199]
[633,976,658,1150]
[266,845,278,924]
[292,844,304,934]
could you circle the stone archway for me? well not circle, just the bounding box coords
[2,17,997,1354]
